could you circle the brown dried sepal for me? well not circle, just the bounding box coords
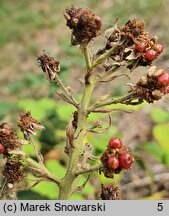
[64,5,102,45]
[37,53,60,82]
[100,184,121,200]
[66,121,75,147]
[100,146,131,178]
[0,123,22,153]
[105,19,145,52]
[3,159,25,183]
[18,111,44,139]
[72,111,78,129]
[99,19,162,70]
[130,67,168,103]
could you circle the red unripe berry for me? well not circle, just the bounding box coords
[0,143,5,154]
[144,49,158,61]
[135,42,148,52]
[108,138,122,149]
[155,44,163,54]
[157,72,169,86]
[135,35,150,52]
[119,153,134,169]
[164,86,169,94]
[108,157,119,170]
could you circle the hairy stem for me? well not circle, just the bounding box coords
[75,164,102,176]
[9,150,61,186]
[29,136,43,165]
[55,73,78,107]
[58,81,95,199]
[83,45,92,71]
[92,45,119,68]
[89,92,139,111]
[25,156,61,185]
[58,46,96,199]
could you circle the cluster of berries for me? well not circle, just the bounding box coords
[134,35,163,61]
[98,19,163,70]
[101,138,134,178]
[131,67,169,103]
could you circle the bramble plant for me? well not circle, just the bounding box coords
[0,5,169,200]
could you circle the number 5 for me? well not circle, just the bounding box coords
[157,203,163,211]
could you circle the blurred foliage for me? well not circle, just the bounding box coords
[0,0,169,200]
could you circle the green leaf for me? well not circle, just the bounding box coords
[142,141,169,166]
[150,108,169,123]
[108,100,146,111]
[153,124,169,155]
[0,101,18,119]
[18,98,56,120]
[22,141,41,157]
[96,172,121,184]
[70,193,83,200]
[18,190,48,200]
[78,175,95,195]
[56,104,75,121]
[45,160,66,178]
[142,141,164,161]
[31,181,58,199]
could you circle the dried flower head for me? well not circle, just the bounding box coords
[0,123,22,153]
[129,66,169,103]
[98,19,163,70]
[100,184,121,200]
[3,159,25,183]
[64,5,102,45]
[18,111,45,139]
[37,53,60,82]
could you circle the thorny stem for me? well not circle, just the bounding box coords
[29,136,43,165]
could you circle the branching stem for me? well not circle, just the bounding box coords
[55,73,78,107]
[29,136,43,165]
[75,164,102,176]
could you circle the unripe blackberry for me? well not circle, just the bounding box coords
[157,72,169,86]
[135,35,150,52]
[108,157,119,170]
[108,138,122,149]
[119,153,134,169]
[144,49,158,61]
